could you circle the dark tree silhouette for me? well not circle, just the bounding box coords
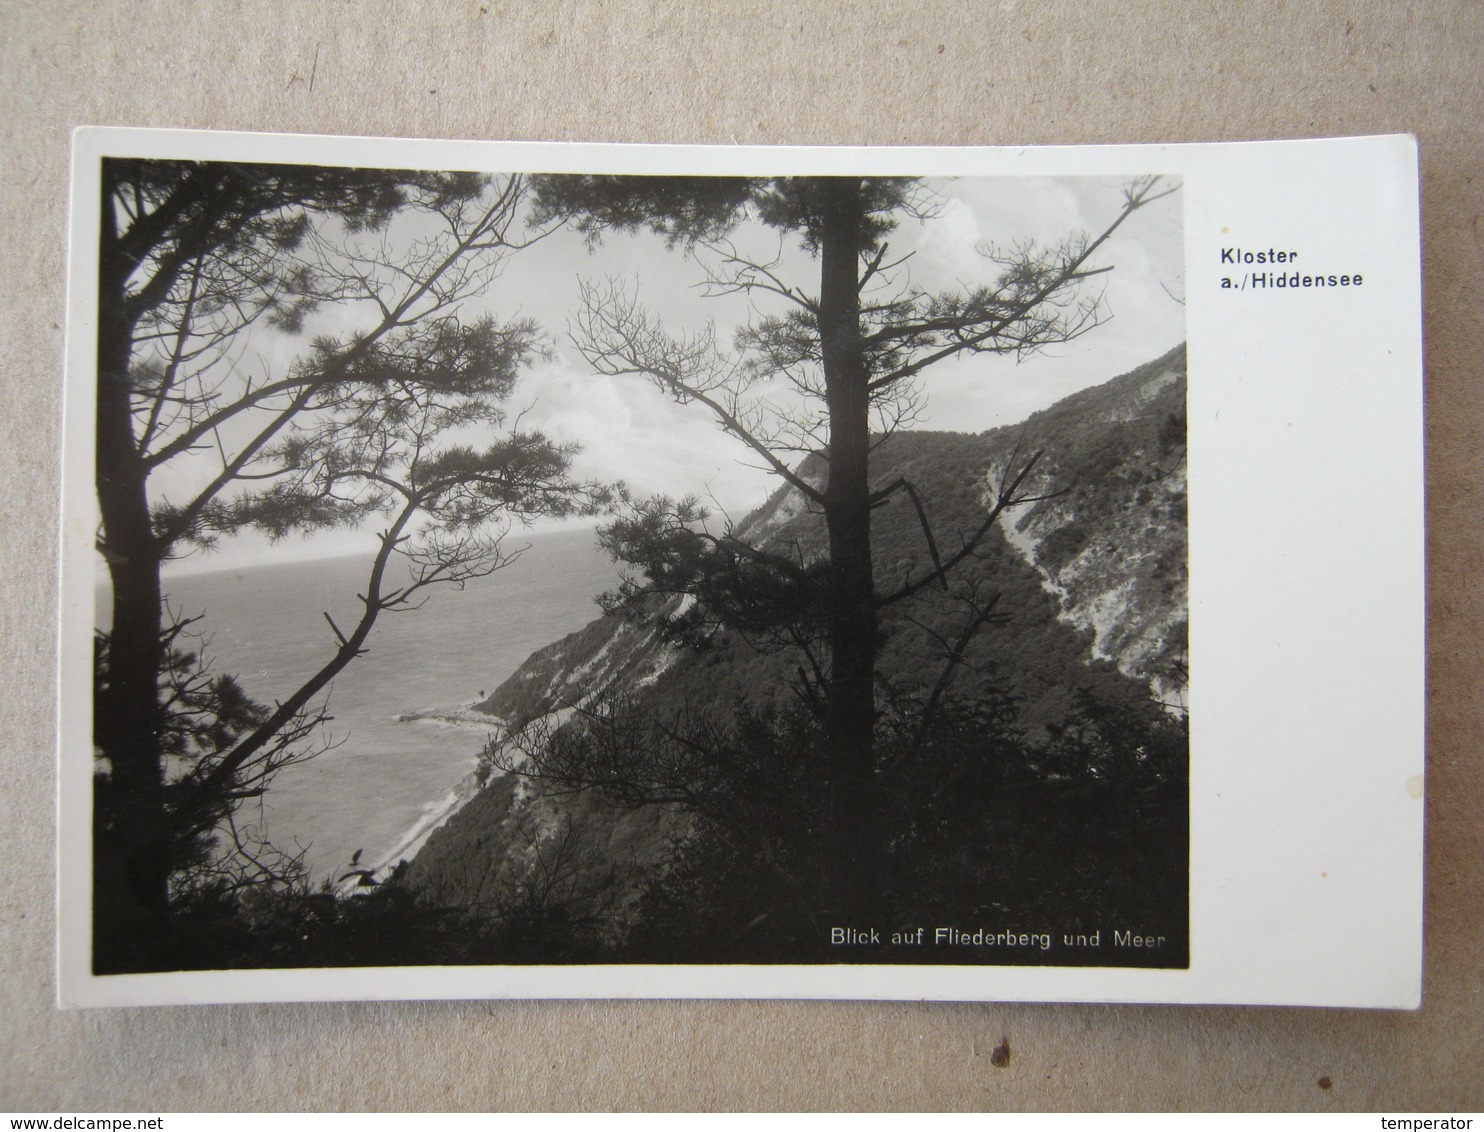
[526,174,1177,916]
[93,162,603,970]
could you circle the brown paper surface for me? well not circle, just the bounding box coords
[3,0,1480,1111]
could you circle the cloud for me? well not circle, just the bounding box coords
[516,356,775,518]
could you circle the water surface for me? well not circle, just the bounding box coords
[102,526,619,881]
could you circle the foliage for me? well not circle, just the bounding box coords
[93,162,605,971]
[528,174,1180,918]
[452,374,1191,965]
[129,352,1192,971]
[476,681,1188,965]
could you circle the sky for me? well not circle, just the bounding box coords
[147,173,1184,576]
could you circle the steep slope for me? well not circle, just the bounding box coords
[405,345,1189,945]
[995,345,1188,703]
[478,344,1186,730]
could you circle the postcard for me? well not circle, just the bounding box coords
[59,129,1423,1007]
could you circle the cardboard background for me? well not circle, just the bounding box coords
[3,0,1479,1110]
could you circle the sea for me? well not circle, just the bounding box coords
[106,525,621,883]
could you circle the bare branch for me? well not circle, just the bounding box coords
[877,448,1062,607]
[870,477,947,590]
[572,279,827,506]
[864,176,1175,394]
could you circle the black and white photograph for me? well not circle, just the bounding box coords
[14,3,1475,1112]
[81,146,1188,977]
[58,131,1423,1008]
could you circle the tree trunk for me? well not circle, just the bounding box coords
[93,180,171,967]
[815,178,879,918]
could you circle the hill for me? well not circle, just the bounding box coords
[403,344,1189,966]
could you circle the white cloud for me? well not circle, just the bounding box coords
[516,356,774,518]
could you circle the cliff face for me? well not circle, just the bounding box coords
[406,345,1188,930]
[480,344,1187,730]
[479,605,684,730]
[994,345,1188,704]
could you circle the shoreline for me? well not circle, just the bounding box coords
[357,708,509,885]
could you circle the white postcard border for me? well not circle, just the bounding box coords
[60,130,1424,1008]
